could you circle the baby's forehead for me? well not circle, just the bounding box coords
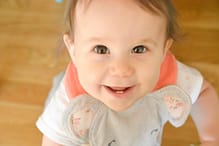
[72,0,167,44]
[74,0,166,27]
[75,0,162,16]
[65,0,179,40]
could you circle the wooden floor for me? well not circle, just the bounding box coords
[0,0,218,146]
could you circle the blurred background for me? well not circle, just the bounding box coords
[0,0,218,146]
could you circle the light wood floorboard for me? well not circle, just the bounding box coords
[0,1,218,146]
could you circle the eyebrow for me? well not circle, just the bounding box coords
[84,36,111,45]
[85,36,158,47]
[135,38,158,47]
[86,37,105,42]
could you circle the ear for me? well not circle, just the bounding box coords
[164,38,173,52]
[162,38,174,61]
[63,34,75,62]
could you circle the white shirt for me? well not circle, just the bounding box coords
[36,61,203,145]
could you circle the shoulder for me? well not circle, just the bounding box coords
[176,61,204,104]
[36,73,73,145]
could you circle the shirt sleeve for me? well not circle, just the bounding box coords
[36,80,80,146]
[176,61,204,104]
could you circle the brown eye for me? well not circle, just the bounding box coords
[131,45,147,54]
[94,45,110,54]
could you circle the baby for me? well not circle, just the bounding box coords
[36,0,219,145]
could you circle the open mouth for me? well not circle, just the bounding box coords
[107,87,131,94]
[104,85,134,98]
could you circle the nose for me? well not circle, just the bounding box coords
[109,57,134,78]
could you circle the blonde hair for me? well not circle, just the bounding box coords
[64,0,180,41]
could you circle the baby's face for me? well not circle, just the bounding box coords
[66,0,172,111]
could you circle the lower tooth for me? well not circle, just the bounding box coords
[115,90,124,94]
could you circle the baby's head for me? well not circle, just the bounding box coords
[63,0,180,111]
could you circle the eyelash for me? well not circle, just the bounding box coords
[131,45,148,54]
[93,45,110,54]
[93,45,148,54]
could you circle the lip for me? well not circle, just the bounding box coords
[103,85,135,99]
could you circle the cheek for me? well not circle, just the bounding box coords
[142,69,160,87]
[76,61,105,90]
[138,60,162,89]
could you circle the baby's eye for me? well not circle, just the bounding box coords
[131,45,147,54]
[94,45,110,54]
